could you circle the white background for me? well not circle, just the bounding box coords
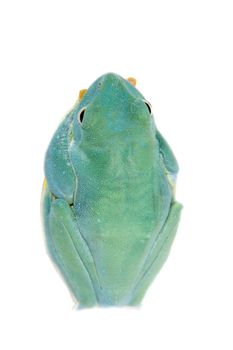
[0,0,232,349]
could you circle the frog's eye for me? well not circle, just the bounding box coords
[78,107,86,124]
[144,101,152,115]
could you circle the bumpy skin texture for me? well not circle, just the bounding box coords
[41,73,182,308]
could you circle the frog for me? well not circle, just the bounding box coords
[41,73,182,308]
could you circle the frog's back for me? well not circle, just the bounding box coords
[71,129,172,305]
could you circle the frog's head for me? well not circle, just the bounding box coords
[72,73,156,148]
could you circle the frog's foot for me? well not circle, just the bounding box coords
[127,77,137,86]
[78,89,87,101]
[42,187,102,308]
[129,201,183,305]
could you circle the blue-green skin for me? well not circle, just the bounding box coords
[42,73,182,308]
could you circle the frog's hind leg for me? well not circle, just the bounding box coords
[41,186,100,308]
[129,201,182,306]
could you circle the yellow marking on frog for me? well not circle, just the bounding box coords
[127,77,137,86]
[43,178,47,190]
[79,89,87,101]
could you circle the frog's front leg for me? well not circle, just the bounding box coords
[44,113,76,204]
[129,201,182,305]
[42,187,102,308]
